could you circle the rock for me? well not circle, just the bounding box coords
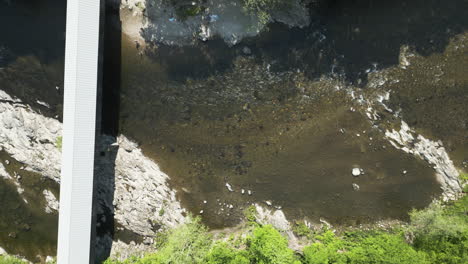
[241,189,245,194]
[385,121,462,199]
[242,47,251,55]
[225,183,233,192]
[352,183,360,191]
[402,170,407,175]
[45,256,55,263]
[203,200,207,204]
[199,210,204,214]
[265,201,272,206]
[352,168,361,176]
[43,189,59,213]
[248,190,252,195]
[8,232,17,239]
[124,0,311,46]
[5,160,9,165]
[0,246,6,255]
[21,223,31,231]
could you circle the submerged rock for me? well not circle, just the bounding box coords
[120,0,310,46]
[352,183,360,191]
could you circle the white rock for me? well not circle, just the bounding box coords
[43,189,59,213]
[352,168,361,176]
[225,183,233,192]
[385,121,462,199]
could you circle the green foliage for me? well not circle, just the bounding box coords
[158,208,165,217]
[244,205,258,225]
[408,197,468,264]
[345,232,428,264]
[55,136,62,150]
[0,256,27,264]
[242,0,291,26]
[248,225,301,264]
[303,230,347,264]
[105,195,467,264]
[292,221,312,238]
[204,242,250,264]
[153,217,212,264]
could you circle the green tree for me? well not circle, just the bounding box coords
[248,225,300,264]
[204,242,250,264]
[303,230,347,264]
[346,232,428,264]
[408,198,468,264]
[0,256,27,264]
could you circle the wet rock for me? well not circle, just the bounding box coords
[242,46,251,55]
[352,183,360,191]
[225,182,234,192]
[126,0,311,46]
[0,90,62,182]
[43,189,59,213]
[385,121,462,199]
[352,168,361,176]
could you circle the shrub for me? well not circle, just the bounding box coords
[204,242,250,264]
[346,232,428,264]
[408,197,468,264]
[242,0,292,26]
[0,256,27,264]
[153,217,212,264]
[303,230,347,264]
[248,225,301,264]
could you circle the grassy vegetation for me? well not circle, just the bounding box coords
[55,136,62,151]
[105,193,467,264]
[0,256,27,264]
[242,0,292,26]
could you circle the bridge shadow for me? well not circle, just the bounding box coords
[94,1,122,262]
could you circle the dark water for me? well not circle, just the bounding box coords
[0,0,65,260]
[0,0,65,119]
[116,0,468,228]
[0,152,59,261]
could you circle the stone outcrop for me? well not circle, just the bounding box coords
[385,121,462,199]
[118,0,310,46]
[0,89,186,259]
[0,90,62,182]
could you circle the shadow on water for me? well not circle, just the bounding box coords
[0,0,66,118]
[0,151,59,262]
[140,0,468,85]
[93,1,122,262]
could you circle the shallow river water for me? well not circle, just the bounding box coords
[0,0,467,260]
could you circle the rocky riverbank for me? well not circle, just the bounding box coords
[115,0,311,46]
